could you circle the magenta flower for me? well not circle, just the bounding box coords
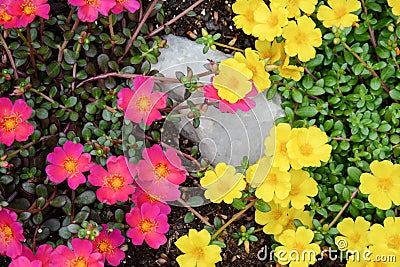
[126,203,169,249]
[0,98,34,146]
[132,187,171,215]
[203,81,257,113]
[93,225,125,266]
[136,144,185,201]
[68,0,116,22]
[50,238,104,267]
[111,0,139,14]
[7,0,50,27]
[11,244,52,266]
[0,1,18,28]
[117,76,167,126]
[45,141,91,190]
[88,155,136,205]
[0,208,24,258]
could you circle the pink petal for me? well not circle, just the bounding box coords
[14,122,34,142]
[47,147,67,165]
[133,76,152,90]
[98,0,116,16]
[164,148,183,170]
[155,214,169,233]
[126,208,141,227]
[67,172,86,190]
[127,228,145,245]
[124,106,144,124]
[0,130,15,146]
[96,187,114,204]
[108,229,125,247]
[167,169,186,185]
[72,238,92,258]
[88,252,104,267]
[141,203,160,219]
[46,164,68,183]
[78,5,98,22]
[67,0,86,7]
[145,232,166,249]
[12,99,32,120]
[36,244,52,265]
[144,108,162,126]
[106,248,125,266]
[51,245,75,267]
[143,145,165,165]
[150,91,167,110]
[63,141,83,158]
[88,165,109,186]
[111,4,124,14]
[117,88,134,109]
[124,0,140,13]
[6,4,22,16]
[9,256,31,267]
[35,4,50,19]
[18,14,35,27]
[136,160,155,182]
[77,153,91,172]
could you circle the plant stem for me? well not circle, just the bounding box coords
[58,18,80,63]
[328,188,359,229]
[214,41,243,52]
[146,0,205,39]
[341,41,391,94]
[332,137,351,141]
[360,0,377,48]
[0,33,19,80]
[5,135,56,159]
[177,199,212,227]
[211,199,257,239]
[30,88,73,112]
[26,25,38,77]
[118,0,159,63]
[87,97,118,114]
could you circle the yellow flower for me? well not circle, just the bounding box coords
[252,3,288,41]
[255,201,290,235]
[360,160,400,210]
[273,169,318,209]
[233,48,271,92]
[276,208,313,241]
[317,0,361,28]
[282,15,322,62]
[245,156,273,188]
[270,0,317,18]
[365,246,399,267]
[255,165,291,202]
[335,217,370,252]
[255,39,284,64]
[368,217,400,253]
[213,59,253,103]
[388,0,400,16]
[232,0,265,35]
[275,227,321,267]
[175,229,222,267]
[200,162,246,204]
[264,123,292,171]
[286,126,332,170]
[278,55,304,81]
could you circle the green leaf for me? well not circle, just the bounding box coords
[36,108,48,119]
[184,212,195,223]
[291,89,303,103]
[47,61,61,78]
[231,198,246,210]
[328,204,342,212]
[210,240,226,248]
[307,87,325,96]
[214,217,222,229]
[351,199,364,210]
[255,200,271,212]
[75,191,96,205]
[50,196,67,208]
[389,89,400,100]
[296,106,318,117]
[63,49,76,64]
[42,218,61,231]
[347,167,362,183]
[370,77,381,90]
[65,96,78,108]
[59,226,71,239]
[97,54,109,72]
[115,209,124,223]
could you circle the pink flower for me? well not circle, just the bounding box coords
[126,203,169,249]
[0,208,24,258]
[132,187,171,215]
[68,0,116,22]
[136,144,186,201]
[11,244,52,266]
[111,0,139,14]
[88,155,136,205]
[0,98,34,146]
[50,238,104,267]
[117,76,167,126]
[203,81,257,114]
[7,0,50,27]
[93,225,125,266]
[45,141,91,190]
[0,1,18,28]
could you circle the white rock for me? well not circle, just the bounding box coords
[152,35,284,168]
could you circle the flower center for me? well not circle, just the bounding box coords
[279,143,287,154]
[193,247,205,258]
[63,157,78,175]
[267,14,279,27]
[300,143,313,157]
[21,1,36,15]
[0,224,14,245]
[268,173,278,184]
[67,256,88,267]
[135,96,152,114]
[349,233,361,244]
[0,114,21,133]
[289,184,300,196]
[96,239,113,255]
[116,0,127,3]
[154,163,170,180]
[272,210,283,220]
[0,6,13,23]
[138,218,157,234]
[334,6,348,19]
[146,193,160,203]
[377,177,392,191]
[84,0,99,6]
[388,235,400,249]
[105,174,125,190]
